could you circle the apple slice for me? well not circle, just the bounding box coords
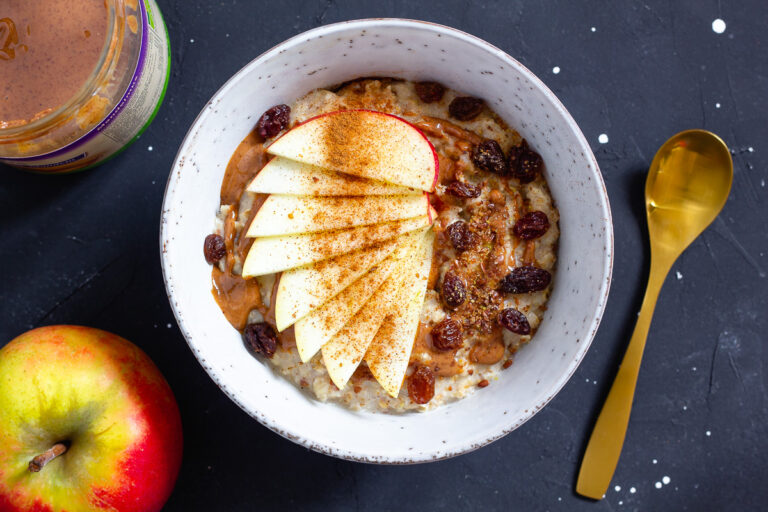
[247,157,420,196]
[266,110,439,192]
[246,193,430,237]
[293,233,421,362]
[321,243,417,390]
[365,229,435,398]
[242,215,431,277]
[274,236,402,331]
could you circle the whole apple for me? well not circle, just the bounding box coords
[0,326,183,512]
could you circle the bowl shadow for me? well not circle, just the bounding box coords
[571,167,650,500]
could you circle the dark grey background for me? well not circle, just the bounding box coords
[2,1,767,511]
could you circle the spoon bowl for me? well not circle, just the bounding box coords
[646,129,733,261]
[576,129,733,499]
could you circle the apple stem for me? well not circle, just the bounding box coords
[28,442,68,473]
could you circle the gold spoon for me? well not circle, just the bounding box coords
[576,130,733,499]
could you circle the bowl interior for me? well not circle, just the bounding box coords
[161,19,612,463]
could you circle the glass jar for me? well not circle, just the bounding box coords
[0,0,170,173]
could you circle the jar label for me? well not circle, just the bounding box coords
[0,0,170,173]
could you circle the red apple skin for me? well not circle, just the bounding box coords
[0,326,183,512]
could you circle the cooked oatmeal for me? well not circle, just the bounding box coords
[207,78,559,412]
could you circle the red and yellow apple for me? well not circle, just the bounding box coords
[0,326,183,512]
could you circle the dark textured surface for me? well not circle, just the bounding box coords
[2,1,767,510]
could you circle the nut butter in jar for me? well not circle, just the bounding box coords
[0,0,170,173]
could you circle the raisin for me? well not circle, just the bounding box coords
[255,104,290,139]
[431,318,463,351]
[508,140,543,183]
[513,211,550,240]
[445,180,481,198]
[448,96,484,121]
[471,140,508,174]
[519,151,543,181]
[243,322,278,358]
[478,379,490,388]
[203,234,226,264]
[414,81,445,103]
[499,308,531,335]
[407,366,435,404]
[507,140,527,173]
[442,271,467,308]
[447,221,475,252]
[498,266,552,294]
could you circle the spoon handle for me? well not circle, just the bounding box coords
[575,257,672,499]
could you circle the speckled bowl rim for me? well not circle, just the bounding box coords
[160,18,614,464]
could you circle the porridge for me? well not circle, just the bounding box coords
[204,78,559,412]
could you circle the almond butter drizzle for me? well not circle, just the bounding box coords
[412,322,463,376]
[468,330,506,365]
[235,194,268,263]
[522,240,537,266]
[211,268,263,331]
[219,131,269,204]
[223,207,237,272]
[211,131,271,332]
[418,116,483,145]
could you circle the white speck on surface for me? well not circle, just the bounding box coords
[619,501,623,506]
[715,102,721,108]
[761,179,765,187]
[615,485,622,492]
[748,146,754,152]
[552,66,561,74]
[655,482,662,489]
[706,430,712,436]
[663,476,671,485]
[190,38,195,43]
[225,33,230,38]
[147,145,153,152]
[152,180,156,185]
[593,380,597,385]
[712,18,726,34]
[598,133,609,144]
[166,323,172,329]
[630,487,637,494]
[591,26,597,32]
[586,378,590,382]
[683,404,688,410]
[558,497,562,501]
[653,459,658,464]
[693,366,697,371]
[676,271,683,280]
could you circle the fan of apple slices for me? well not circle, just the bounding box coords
[242,110,439,397]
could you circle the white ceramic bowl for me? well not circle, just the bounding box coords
[161,19,613,463]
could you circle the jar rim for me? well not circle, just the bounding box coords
[0,0,126,140]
